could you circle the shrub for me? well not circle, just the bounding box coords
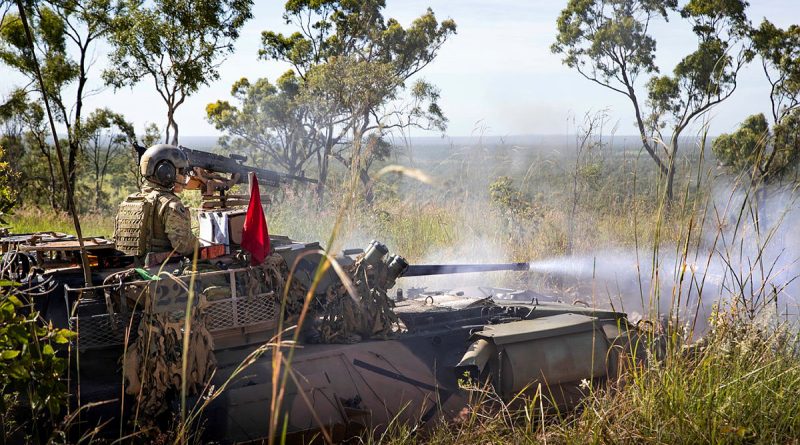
[0,292,75,442]
[0,146,19,225]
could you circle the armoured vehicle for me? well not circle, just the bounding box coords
[0,149,652,443]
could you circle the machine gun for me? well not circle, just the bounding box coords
[134,143,317,208]
[181,146,316,188]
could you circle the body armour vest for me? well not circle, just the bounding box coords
[114,190,177,256]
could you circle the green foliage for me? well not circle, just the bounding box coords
[578,161,603,185]
[378,315,800,445]
[713,111,800,180]
[207,72,315,176]
[106,0,254,144]
[752,21,800,86]
[0,292,75,440]
[646,0,751,134]
[556,315,800,444]
[712,113,769,170]
[81,108,135,142]
[7,207,115,236]
[81,108,136,210]
[261,1,456,80]
[751,20,800,125]
[253,0,455,200]
[553,0,753,198]
[489,176,537,221]
[139,123,162,147]
[0,7,77,122]
[766,109,800,178]
[0,146,19,224]
[552,0,676,189]
[0,90,59,210]
[552,0,673,84]
[1,0,119,213]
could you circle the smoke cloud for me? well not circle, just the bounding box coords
[394,157,800,335]
[524,180,800,333]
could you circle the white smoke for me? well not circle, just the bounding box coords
[523,179,800,334]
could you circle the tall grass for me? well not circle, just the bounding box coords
[363,310,800,445]
[557,314,800,444]
[6,207,115,237]
[5,132,800,443]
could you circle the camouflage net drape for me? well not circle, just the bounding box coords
[114,250,403,424]
[315,256,400,343]
[248,253,401,343]
[121,273,216,423]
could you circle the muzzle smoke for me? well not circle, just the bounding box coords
[525,181,800,333]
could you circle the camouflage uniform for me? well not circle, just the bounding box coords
[114,184,197,258]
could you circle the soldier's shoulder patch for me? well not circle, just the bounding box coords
[168,200,188,215]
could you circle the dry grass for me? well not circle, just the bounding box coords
[6,206,115,237]
[4,138,799,444]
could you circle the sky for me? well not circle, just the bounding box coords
[2,0,799,140]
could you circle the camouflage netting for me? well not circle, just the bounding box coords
[116,271,216,423]
[235,251,401,344]
[314,255,401,343]
[107,250,402,423]
[249,254,306,316]
[123,311,215,421]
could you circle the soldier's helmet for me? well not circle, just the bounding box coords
[140,144,189,187]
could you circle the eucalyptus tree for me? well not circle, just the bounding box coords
[553,0,752,199]
[0,144,17,223]
[712,20,800,182]
[105,0,253,145]
[79,108,134,210]
[0,89,59,208]
[256,0,456,203]
[753,20,800,127]
[298,54,446,201]
[207,71,316,178]
[646,1,751,197]
[0,0,117,211]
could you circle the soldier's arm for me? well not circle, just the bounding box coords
[163,200,198,256]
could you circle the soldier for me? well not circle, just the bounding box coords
[114,144,198,261]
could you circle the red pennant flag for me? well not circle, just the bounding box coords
[241,175,271,265]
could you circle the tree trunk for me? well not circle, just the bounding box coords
[316,129,334,208]
[49,163,58,209]
[95,180,101,211]
[665,138,679,201]
[170,119,179,146]
[95,160,102,211]
[755,182,768,232]
[359,167,373,203]
[71,51,87,214]
[63,133,80,214]
[45,153,58,210]
[166,107,179,145]
[624,82,668,177]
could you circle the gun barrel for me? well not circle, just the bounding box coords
[181,146,317,186]
[403,262,530,277]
